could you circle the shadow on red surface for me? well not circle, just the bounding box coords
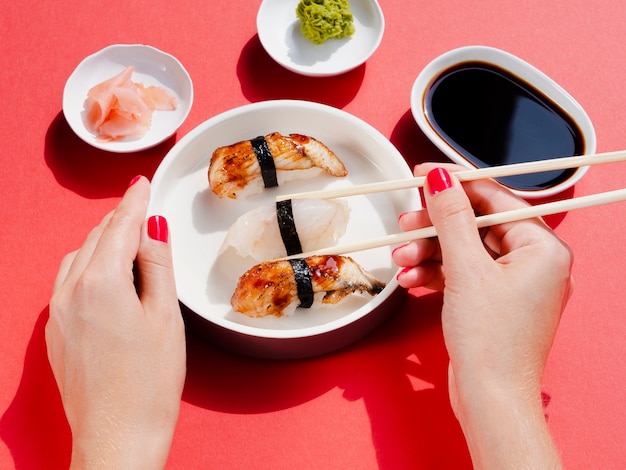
[44,112,175,199]
[182,291,472,468]
[0,293,472,469]
[237,35,365,108]
[0,309,71,470]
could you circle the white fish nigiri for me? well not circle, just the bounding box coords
[217,198,350,278]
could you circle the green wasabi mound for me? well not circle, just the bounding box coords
[296,0,356,45]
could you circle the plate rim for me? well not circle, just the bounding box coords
[148,99,419,340]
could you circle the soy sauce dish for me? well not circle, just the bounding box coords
[411,46,596,198]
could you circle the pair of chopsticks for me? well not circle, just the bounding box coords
[277,150,626,201]
[276,150,626,259]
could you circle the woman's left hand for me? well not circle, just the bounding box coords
[46,176,186,469]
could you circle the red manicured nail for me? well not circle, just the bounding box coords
[396,266,412,281]
[128,175,143,187]
[392,244,406,257]
[426,168,452,195]
[147,215,169,243]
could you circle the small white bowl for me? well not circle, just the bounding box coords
[411,45,596,199]
[257,0,384,77]
[148,100,420,359]
[63,44,193,153]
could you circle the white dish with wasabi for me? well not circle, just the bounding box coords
[256,0,385,77]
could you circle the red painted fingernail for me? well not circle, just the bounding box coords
[426,168,452,195]
[128,175,143,187]
[398,212,408,223]
[392,244,406,257]
[147,215,169,243]
[396,266,412,281]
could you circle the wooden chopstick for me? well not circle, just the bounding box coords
[276,150,626,202]
[279,187,626,260]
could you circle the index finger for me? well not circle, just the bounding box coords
[415,162,529,214]
[415,163,553,252]
[88,176,151,275]
[55,210,114,292]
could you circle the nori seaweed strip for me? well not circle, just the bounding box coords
[288,258,314,309]
[276,200,303,256]
[251,135,278,188]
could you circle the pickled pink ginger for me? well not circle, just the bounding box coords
[84,66,177,140]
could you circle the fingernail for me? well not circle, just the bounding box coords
[147,215,169,243]
[398,212,408,223]
[392,244,407,257]
[396,266,412,281]
[426,168,452,195]
[128,175,143,187]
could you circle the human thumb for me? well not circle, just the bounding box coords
[135,215,179,313]
[424,168,487,271]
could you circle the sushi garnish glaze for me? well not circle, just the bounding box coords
[231,255,386,318]
[208,132,348,199]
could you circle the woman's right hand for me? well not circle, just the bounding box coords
[393,164,573,468]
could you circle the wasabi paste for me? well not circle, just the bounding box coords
[296,0,355,45]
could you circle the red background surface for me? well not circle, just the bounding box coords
[1,1,625,468]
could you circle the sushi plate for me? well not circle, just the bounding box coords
[148,100,421,359]
[256,0,384,77]
[63,44,193,153]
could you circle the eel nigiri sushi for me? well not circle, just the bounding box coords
[231,255,386,318]
[217,198,350,278]
[208,132,348,199]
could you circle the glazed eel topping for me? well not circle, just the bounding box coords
[209,132,347,199]
[231,255,387,318]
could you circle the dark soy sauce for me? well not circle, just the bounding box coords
[424,62,585,191]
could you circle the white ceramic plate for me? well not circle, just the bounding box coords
[148,100,420,359]
[63,44,193,153]
[411,45,596,199]
[257,0,384,77]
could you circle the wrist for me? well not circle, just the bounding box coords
[70,422,175,469]
[450,371,561,469]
